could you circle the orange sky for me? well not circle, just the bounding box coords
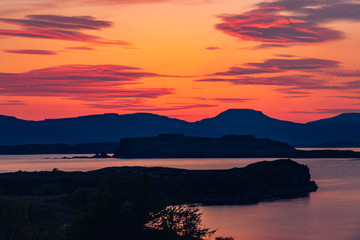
[0,0,360,123]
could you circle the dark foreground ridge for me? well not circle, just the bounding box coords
[114,134,360,158]
[0,159,317,205]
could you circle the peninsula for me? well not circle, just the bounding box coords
[0,159,317,205]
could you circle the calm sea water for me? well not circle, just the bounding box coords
[0,149,360,240]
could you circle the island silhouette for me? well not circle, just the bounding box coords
[113,134,360,158]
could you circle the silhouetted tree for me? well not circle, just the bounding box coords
[146,204,216,240]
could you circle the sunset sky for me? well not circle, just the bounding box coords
[1,0,360,122]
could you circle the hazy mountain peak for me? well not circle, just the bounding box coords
[308,112,360,125]
[213,109,268,121]
[0,115,26,122]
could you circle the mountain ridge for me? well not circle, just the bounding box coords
[1,109,359,146]
[1,109,355,125]
[0,109,346,124]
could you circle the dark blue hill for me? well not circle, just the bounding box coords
[0,113,191,145]
[301,113,360,146]
[194,109,305,144]
[308,113,360,125]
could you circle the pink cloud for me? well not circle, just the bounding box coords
[274,54,297,58]
[213,66,282,76]
[195,57,359,97]
[66,46,95,51]
[330,71,360,77]
[210,57,339,77]
[214,98,255,103]
[257,0,360,23]
[3,49,57,55]
[66,0,202,5]
[215,4,343,46]
[0,64,172,102]
[0,100,26,106]
[0,15,130,46]
[198,75,326,88]
[313,109,360,114]
[23,15,112,30]
[247,58,339,70]
[206,46,221,50]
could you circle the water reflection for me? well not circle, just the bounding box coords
[0,155,278,173]
[201,158,360,240]
[201,194,360,240]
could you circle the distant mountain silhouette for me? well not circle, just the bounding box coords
[1,109,360,146]
[0,113,190,145]
[201,109,275,123]
[194,109,302,143]
[303,113,360,146]
[308,113,360,125]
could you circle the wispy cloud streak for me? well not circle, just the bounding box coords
[215,5,343,46]
[0,65,172,103]
[196,57,360,96]
[215,0,360,47]
[0,15,130,46]
[3,49,57,55]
